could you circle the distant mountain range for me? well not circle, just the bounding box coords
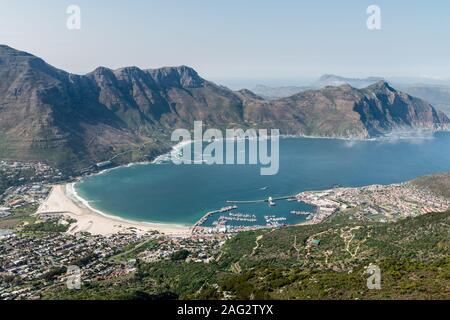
[0,45,449,171]
[251,75,384,98]
[251,85,313,100]
[314,74,386,89]
[253,74,450,116]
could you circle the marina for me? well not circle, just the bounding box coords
[191,194,316,233]
[192,205,238,230]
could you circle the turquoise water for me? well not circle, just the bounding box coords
[75,132,450,226]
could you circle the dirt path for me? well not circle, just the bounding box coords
[251,235,264,256]
[339,226,371,259]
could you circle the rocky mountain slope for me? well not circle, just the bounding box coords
[243,81,449,138]
[316,75,450,116]
[253,76,450,116]
[0,45,449,171]
[397,84,450,116]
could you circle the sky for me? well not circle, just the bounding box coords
[1,0,450,88]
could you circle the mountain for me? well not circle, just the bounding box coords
[243,81,449,138]
[0,45,449,171]
[253,75,450,116]
[0,45,243,170]
[251,75,390,100]
[251,84,311,100]
[315,75,450,116]
[396,84,450,116]
[314,74,385,89]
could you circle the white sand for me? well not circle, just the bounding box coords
[37,184,191,237]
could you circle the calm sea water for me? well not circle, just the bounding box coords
[75,132,450,226]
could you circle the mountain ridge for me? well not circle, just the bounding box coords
[0,45,449,171]
[252,74,450,116]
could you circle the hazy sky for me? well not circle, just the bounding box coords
[1,0,449,87]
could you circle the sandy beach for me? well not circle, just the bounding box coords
[37,184,191,237]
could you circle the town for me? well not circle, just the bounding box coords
[297,183,450,224]
[0,161,68,221]
[0,224,227,300]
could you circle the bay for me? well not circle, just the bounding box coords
[75,132,450,226]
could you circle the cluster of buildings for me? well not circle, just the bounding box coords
[0,161,63,184]
[0,207,11,218]
[297,183,450,223]
[2,184,52,210]
[0,230,229,300]
[0,160,232,300]
[0,161,67,209]
[0,230,157,300]
[139,235,226,264]
[193,221,275,235]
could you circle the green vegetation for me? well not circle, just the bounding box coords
[0,204,38,229]
[170,249,190,261]
[43,266,67,282]
[72,253,98,268]
[42,211,450,300]
[23,220,70,233]
[109,239,159,264]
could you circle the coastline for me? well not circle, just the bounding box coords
[94,129,445,175]
[37,184,191,237]
[37,130,449,237]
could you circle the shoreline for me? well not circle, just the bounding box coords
[37,184,191,237]
[37,130,449,237]
[81,129,446,178]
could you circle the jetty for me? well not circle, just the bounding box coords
[192,205,238,230]
[226,195,297,205]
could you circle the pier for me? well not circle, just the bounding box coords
[192,205,238,230]
[226,195,297,204]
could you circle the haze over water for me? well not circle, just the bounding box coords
[75,133,450,226]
